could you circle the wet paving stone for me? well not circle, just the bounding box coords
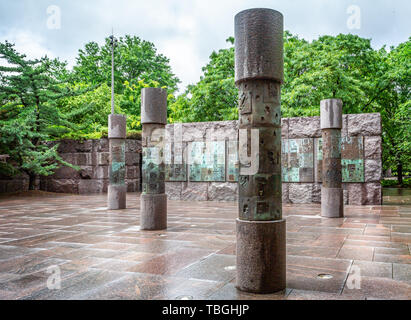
[393,263,411,282]
[114,251,157,262]
[342,276,411,300]
[0,254,67,275]
[374,253,411,264]
[216,243,236,255]
[287,289,359,300]
[127,248,215,276]
[299,226,364,235]
[337,245,374,261]
[391,232,411,243]
[72,273,187,300]
[174,254,236,282]
[374,247,410,255]
[207,283,292,300]
[20,269,128,300]
[92,259,143,272]
[157,278,227,300]
[287,245,339,258]
[351,260,392,279]
[89,242,138,251]
[0,271,52,297]
[286,255,352,294]
[0,192,409,300]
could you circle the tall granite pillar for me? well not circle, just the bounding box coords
[140,88,167,230]
[108,114,127,210]
[321,99,344,218]
[235,8,286,293]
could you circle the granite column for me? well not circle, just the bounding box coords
[321,99,344,218]
[235,8,286,293]
[108,114,127,209]
[140,88,168,230]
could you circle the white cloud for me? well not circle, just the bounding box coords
[0,0,409,93]
[158,37,203,91]
[0,29,55,60]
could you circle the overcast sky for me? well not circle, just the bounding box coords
[0,0,410,92]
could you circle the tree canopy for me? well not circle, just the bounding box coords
[0,32,409,184]
[0,35,181,183]
[372,38,411,183]
[168,33,410,183]
[73,35,179,94]
[71,35,179,131]
[0,41,86,188]
[169,37,237,123]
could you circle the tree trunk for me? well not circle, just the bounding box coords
[28,174,36,191]
[397,162,403,186]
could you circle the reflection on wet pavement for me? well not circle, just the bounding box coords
[383,188,411,205]
[0,192,410,300]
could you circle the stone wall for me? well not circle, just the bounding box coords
[1,113,382,205]
[0,173,29,194]
[283,113,382,205]
[165,113,383,205]
[165,121,239,201]
[40,139,141,194]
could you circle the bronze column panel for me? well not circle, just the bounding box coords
[108,114,127,210]
[321,99,344,218]
[140,88,168,230]
[235,8,286,293]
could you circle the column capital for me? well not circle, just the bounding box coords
[235,8,284,84]
[141,87,168,125]
[320,99,343,129]
[108,114,127,139]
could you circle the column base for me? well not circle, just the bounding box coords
[236,218,286,294]
[321,187,344,218]
[140,194,167,230]
[108,185,127,210]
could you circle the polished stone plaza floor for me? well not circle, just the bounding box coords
[0,192,410,300]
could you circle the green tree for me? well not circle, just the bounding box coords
[372,39,411,184]
[169,37,237,123]
[169,32,410,187]
[58,79,169,135]
[171,33,384,120]
[73,35,180,94]
[0,41,86,189]
[71,35,180,131]
[282,33,380,117]
[120,78,169,130]
[56,82,121,139]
